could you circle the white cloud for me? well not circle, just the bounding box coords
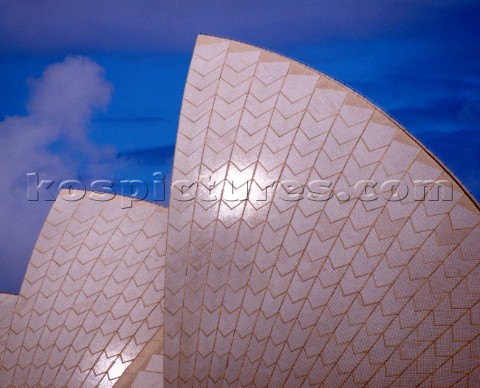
[0,56,113,293]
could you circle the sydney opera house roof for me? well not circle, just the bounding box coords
[0,194,166,387]
[1,35,479,387]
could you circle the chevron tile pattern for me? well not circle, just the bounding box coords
[0,191,167,387]
[0,34,479,388]
[114,327,163,388]
[164,35,480,387]
[0,293,17,364]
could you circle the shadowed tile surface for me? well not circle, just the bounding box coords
[0,294,17,363]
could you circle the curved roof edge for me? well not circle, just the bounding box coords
[164,33,480,386]
[1,189,167,387]
[196,33,479,210]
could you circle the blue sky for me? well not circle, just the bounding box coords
[0,0,479,293]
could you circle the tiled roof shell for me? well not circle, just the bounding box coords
[0,192,167,387]
[0,35,479,387]
[164,35,480,387]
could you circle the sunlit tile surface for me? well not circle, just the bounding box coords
[115,327,163,388]
[0,34,480,388]
[164,35,480,387]
[0,191,166,387]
